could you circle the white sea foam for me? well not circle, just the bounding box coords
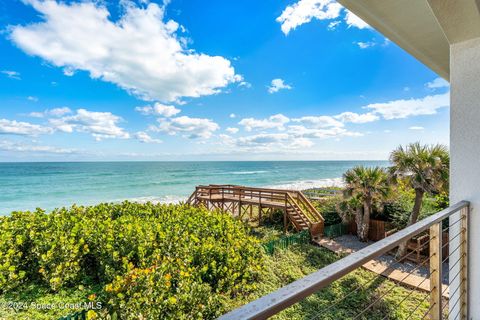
[121,195,187,204]
[121,178,344,205]
[264,177,344,191]
[224,170,268,175]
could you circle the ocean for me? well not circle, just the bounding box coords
[0,161,388,214]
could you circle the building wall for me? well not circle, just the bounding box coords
[450,37,480,319]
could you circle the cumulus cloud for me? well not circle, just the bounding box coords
[10,0,240,102]
[239,114,290,131]
[426,77,449,89]
[152,116,219,139]
[233,133,314,150]
[363,93,450,120]
[355,41,375,49]
[226,127,239,134]
[0,140,78,154]
[334,112,379,124]
[287,125,362,139]
[1,70,21,80]
[292,115,343,128]
[28,107,72,118]
[27,96,39,102]
[344,10,370,29]
[0,119,53,136]
[267,78,292,93]
[135,103,181,117]
[49,109,130,140]
[276,0,342,35]
[229,113,236,118]
[409,126,424,130]
[276,0,369,35]
[135,131,162,143]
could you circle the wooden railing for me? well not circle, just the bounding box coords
[220,201,470,320]
[186,185,324,233]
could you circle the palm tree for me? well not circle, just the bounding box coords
[390,142,449,257]
[343,166,390,242]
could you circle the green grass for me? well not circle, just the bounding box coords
[225,243,430,320]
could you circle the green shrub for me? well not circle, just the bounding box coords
[313,196,342,226]
[0,202,263,319]
[105,259,223,319]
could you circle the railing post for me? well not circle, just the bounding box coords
[460,205,469,319]
[430,222,442,320]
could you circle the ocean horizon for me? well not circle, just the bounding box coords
[0,160,389,214]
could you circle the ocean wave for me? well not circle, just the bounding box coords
[119,195,187,204]
[222,170,268,175]
[264,177,344,191]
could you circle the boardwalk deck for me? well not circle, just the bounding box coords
[187,185,325,236]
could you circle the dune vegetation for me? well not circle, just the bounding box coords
[0,200,433,319]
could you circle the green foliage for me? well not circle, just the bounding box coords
[227,244,429,319]
[313,196,343,226]
[343,166,390,241]
[385,183,448,230]
[263,231,310,255]
[389,142,449,195]
[0,202,263,319]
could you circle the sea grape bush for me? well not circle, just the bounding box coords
[0,202,263,318]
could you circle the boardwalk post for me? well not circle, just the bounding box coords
[429,222,442,320]
[190,185,323,235]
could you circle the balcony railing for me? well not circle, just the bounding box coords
[220,201,469,320]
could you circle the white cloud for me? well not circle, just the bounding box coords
[50,109,129,140]
[152,116,219,139]
[287,125,362,139]
[426,77,449,89]
[268,78,292,94]
[409,126,424,130]
[135,131,162,143]
[363,92,450,120]
[10,1,240,102]
[234,133,314,150]
[344,10,370,29]
[28,107,72,118]
[239,114,290,131]
[276,0,343,35]
[327,21,340,30]
[0,119,53,136]
[355,41,375,49]
[0,140,78,154]
[334,112,379,124]
[292,115,343,128]
[226,127,239,134]
[276,1,370,35]
[27,96,39,102]
[135,103,181,117]
[238,81,252,88]
[229,113,236,118]
[1,70,21,80]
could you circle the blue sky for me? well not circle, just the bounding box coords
[0,0,450,161]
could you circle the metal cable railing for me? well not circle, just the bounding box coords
[219,201,469,320]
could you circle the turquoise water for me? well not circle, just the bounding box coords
[0,161,388,214]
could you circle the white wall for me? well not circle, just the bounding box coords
[450,37,480,319]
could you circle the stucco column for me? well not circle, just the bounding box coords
[450,37,480,319]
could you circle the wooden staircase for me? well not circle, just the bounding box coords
[186,185,324,237]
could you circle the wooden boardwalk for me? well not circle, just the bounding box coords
[315,237,449,298]
[187,185,324,236]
